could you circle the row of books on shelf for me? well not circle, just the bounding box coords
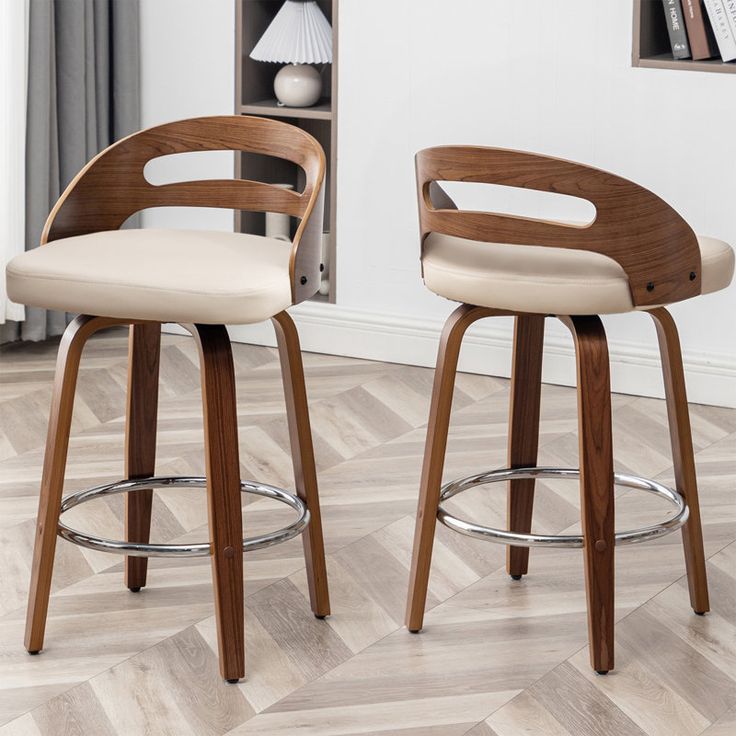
[662,0,736,61]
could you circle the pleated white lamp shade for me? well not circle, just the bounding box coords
[250,1,332,65]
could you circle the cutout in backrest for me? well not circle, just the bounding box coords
[143,150,235,186]
[143,150,305,195]
[434,181,597,228]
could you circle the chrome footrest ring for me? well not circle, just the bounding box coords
[58,476,309,557]
[437,467,688,548]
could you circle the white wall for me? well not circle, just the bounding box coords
[140,0,736,407]
[139,0,235,232]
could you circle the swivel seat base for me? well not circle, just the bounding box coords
[23,312,331,684]
[405,304,711,677]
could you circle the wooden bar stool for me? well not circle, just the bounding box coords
[405,146,734,674]
[5,115,330,683]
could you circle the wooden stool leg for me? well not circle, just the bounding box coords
[272,311,330,618]
[406,304,495,632]
[561,315,615,674]
[507,315,545,579]
[25,315,116,653]
[124,324,161,592]
[649,308,709,614]
[190,324,245,682]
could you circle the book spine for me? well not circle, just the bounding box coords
[662,0,692,58]
[722,0,736,52]
[682,0,717,58]
[700,0,723,57]
[703,0,736,60]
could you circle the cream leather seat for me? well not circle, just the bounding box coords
[422,232,734,315]
[7,228,294,325]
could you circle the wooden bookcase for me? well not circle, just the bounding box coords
[633,0,736,74]
[234,0,338,302]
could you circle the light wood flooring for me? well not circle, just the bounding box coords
[0,327,734,736]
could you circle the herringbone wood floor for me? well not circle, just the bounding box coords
[0,328,734,736]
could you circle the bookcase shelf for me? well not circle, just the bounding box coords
[633,0,736,74]
[235,0,338,303]
[238,99,333,120]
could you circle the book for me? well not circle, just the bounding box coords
[662,0,692,58]
[703,0,736,60]
[723,0,736,53]
[682,0,719,58]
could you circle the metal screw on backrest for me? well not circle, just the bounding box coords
[689,271,697,281]
[646,282,655,292]
[300,276,308,285]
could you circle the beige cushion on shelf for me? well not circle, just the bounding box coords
[421,232,735,315]
[6,229,295,325]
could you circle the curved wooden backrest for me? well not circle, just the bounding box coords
[417,146,701,308]
[43,115,326,304]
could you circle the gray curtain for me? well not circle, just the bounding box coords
[2,0,139,343]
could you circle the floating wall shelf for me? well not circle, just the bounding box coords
[633,0,736,74]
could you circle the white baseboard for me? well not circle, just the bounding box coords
[165,302,736,408]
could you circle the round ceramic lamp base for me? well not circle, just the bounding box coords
[274,63,322,107]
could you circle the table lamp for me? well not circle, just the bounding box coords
[250,0,333,108]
